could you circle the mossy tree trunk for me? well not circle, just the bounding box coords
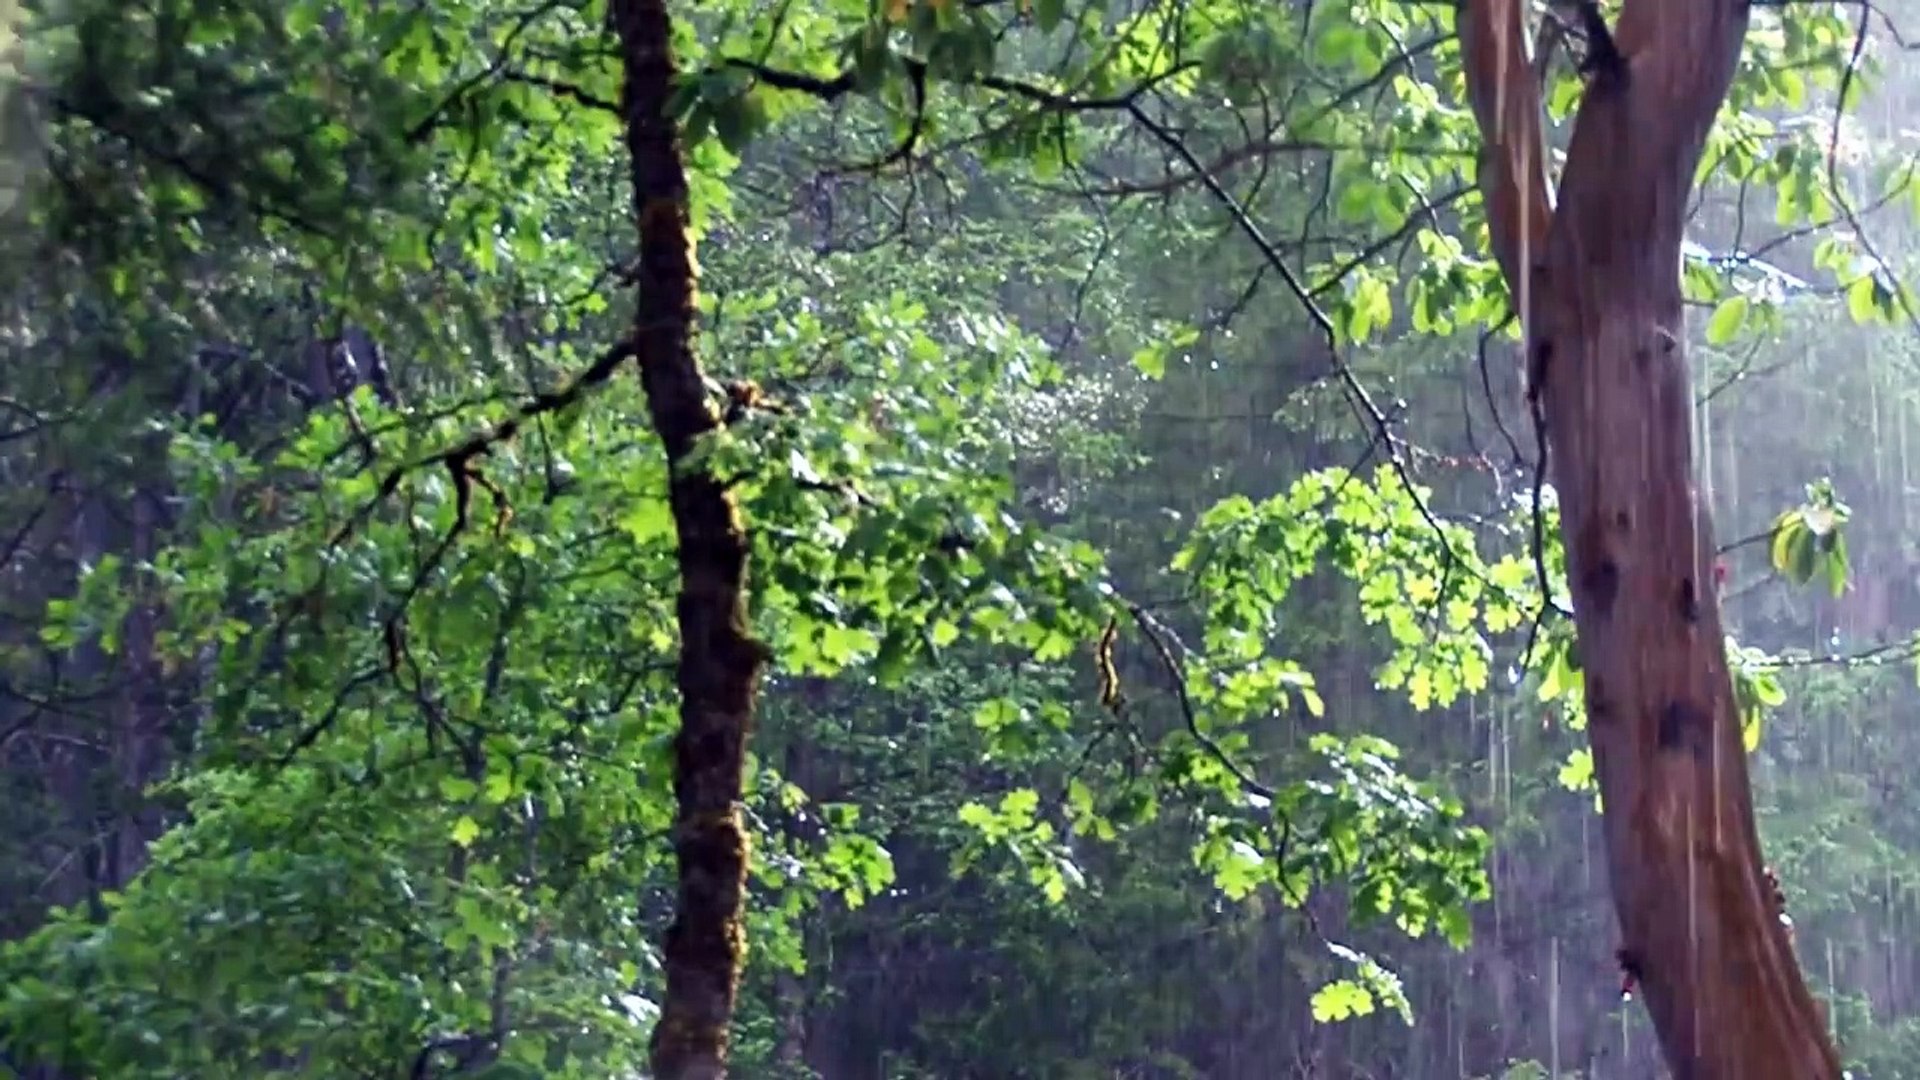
[612,3,766,1077]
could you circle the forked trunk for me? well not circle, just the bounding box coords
[612,2,766,1077]
[1461,0,1844,1075]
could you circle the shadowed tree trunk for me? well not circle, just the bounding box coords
[1459,0,1841,1074]
[612,2,766,1078]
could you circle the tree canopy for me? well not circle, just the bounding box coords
[3,0,1920,1077]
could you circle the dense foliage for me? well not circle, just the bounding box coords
[2,0,1919,1076]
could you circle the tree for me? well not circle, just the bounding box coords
[9,0,1915,1076]
[611,3,762,1077]
[1460,0,1844,1073]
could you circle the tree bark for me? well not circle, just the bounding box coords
[1460,0,1842,1075]
[611,3,766,1078]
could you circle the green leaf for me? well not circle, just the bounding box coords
[710,93,769,154]
[1310,979,1376,1023]
[973,697,1025,732]
[619,498,674,545]
[1557,748,1594,791]
[1847,274,1881,324]
[1705,295,1750,345]
[1130,343,1167,379]
[1788,529,1817,584]
[1768,513,1800,574]
[450,816,481,848]
[483,771,514,805]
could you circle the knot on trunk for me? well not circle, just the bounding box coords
[1656,699,1712,760]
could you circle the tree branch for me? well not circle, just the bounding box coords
[719,56,1196,115]
[1458,0,1554,310]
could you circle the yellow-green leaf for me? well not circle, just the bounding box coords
[450,815,481,848]
[1310,979,1376,1023]
[1705,295,1750,345]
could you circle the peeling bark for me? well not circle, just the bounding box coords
[1460,0,1842,1074]
[611,3,765,1078]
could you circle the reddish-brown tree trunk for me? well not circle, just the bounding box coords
[612,3,766,1077]
[1461,0,1842,1075]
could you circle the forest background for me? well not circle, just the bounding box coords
[2,0,1920,1077]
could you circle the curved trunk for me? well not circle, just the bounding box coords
[1460,0,1843,1075]
[612,3,766,1077]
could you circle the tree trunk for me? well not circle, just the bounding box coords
[1459,0,1842,1075]
[611,3,766,1079]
